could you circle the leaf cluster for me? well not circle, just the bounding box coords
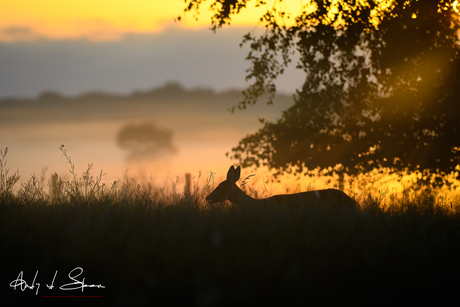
[182,0,460,176]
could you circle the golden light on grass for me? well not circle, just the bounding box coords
[3,146,460,304]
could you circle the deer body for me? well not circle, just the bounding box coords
[206,166,356,209]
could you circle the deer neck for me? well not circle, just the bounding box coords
[228,185,261,206]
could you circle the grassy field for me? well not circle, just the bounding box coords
[2,147,460,306]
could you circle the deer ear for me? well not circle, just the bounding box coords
[233,166,241,182]
[227,165,241,183]
[227,165,235,181]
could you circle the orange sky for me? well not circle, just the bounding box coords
[3,1,459,42]
[0,0,305,41]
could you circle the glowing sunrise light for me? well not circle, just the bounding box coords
[0,0,303,42]
[0,0,428,42]
[2,1,457,42]
[0,1,192,41]
[453,0,460,14]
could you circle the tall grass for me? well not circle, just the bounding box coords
[1,147,460,306]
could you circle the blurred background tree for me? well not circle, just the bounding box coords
[117,122,177,162]
[181,0,460,181]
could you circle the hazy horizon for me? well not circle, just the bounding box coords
[0,3,305,191]
[0,82,308,193]
[0,22,307,194]
[0,25,304,100]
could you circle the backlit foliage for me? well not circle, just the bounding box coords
[182,0,460,179]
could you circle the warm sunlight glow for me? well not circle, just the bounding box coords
[0,1,188,41]
[453,0,460,14]
[1,0,459,42]
[0,0,302,42]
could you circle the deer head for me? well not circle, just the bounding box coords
[206,165,241,204]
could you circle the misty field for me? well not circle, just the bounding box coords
[2,148,460,306]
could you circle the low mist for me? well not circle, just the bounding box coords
[0,83,294,188]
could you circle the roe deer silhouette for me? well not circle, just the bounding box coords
[206,165,356,209]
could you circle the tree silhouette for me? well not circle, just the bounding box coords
[117,122,177,162]
[181,0,460,177]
